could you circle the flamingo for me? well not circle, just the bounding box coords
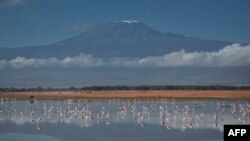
[36,118,42,130]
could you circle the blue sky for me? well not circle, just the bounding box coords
[0,0,250,47]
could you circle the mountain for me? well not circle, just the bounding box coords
[0,21,231,59]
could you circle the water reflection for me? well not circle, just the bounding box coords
[0,98,249,131]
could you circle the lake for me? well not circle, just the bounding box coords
[0,98,249,141]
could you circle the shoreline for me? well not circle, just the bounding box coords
[0,90,250,100]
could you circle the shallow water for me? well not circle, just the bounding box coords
[0,98,249,141]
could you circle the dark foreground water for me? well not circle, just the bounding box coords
[0,98,249,141]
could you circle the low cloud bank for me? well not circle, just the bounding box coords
[136,43,250,67]
[9,54,104,68]
[1,43,250,69]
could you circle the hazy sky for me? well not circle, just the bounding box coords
[0,0,250,47]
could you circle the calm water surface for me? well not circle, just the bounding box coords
[0,98,249,141]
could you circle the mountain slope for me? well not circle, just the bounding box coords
[0,21,231,59]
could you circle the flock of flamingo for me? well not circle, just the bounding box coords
[0,98,249,131]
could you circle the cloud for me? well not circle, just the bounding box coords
[1,43,250,69]
[136,43,250,67]
[9,53,104,68]
[9,56,50,68]
[0,0,22,8]
[60,53,104,67]
[110,43,250,67]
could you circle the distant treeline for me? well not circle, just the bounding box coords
[0,85,250,92]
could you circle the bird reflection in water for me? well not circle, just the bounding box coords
[0,98,249,131]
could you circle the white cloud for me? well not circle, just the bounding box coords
[0,43,250,69]
[10,56,48,68]
[109,43,250,67]
[8,53,104,69]
[136,43,250,67]
[60,53,104,67]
